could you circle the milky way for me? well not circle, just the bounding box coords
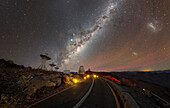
[61,0,117,68]
[0,0,169,72]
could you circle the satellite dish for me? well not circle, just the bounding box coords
[49,63,56,71]
[38,53,51,70]
[55,67,59,70]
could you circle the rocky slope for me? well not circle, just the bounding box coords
[0,59,83,107]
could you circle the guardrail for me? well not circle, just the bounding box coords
[103,78,139,108]
[150,92,170,107]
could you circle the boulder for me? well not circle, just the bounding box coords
[23,76,57,96]
[56,78,62,86]
[63,74,73,85]
[17,75,33,87]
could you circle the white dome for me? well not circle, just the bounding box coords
[79,66,85,74]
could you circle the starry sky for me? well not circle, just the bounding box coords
[0,0,170,72]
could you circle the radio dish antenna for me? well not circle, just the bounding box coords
[38,53,51,70]
[55,66,59,70]
[49,63,56,71]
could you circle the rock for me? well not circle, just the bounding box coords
[63,74,73,85]
[73,74,82,79]
[23,74,61,96]
[42,73,61,82]
[46,81,56,87]
[1,94,9,103]
[17,75,33,87]
[56,78,62,86]
[26,95,31,100]
[0,59,66,107]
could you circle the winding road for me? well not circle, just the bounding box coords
[29,78,120,108]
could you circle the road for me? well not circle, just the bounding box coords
[29,78,118,108]
[80,78,117,108]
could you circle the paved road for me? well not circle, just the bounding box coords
[80,78,117,108]
[30,78,117,108]
[30,78,92,108]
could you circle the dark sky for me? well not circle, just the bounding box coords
[0,0,170,72]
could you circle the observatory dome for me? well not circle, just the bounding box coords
[79,66,85,74]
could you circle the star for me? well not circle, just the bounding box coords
[0,0,169,71]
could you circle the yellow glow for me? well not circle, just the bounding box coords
[84,77,87,80]
[97,76,99,78]
[143,88,145,91]
[93,75,97,78]
[87,75,90,78]
[73,79,78,83]
[143,69,152,72]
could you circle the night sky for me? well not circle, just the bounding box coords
[0,0,170,72]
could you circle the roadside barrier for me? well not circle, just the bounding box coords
[103,78,139,108]
[150,92,170,107]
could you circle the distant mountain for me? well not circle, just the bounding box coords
[111,70,170,73]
